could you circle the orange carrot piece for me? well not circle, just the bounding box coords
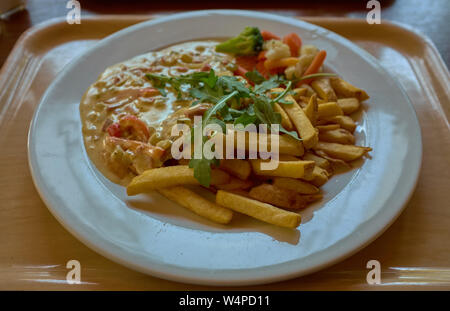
[261,30,280,41]
[283,33,302,57]
[257,51,267,61]
[256,61,270,79]
[296,50,327,86]
[236,55,258,71]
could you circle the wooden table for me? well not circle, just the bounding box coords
[1,0,449,69]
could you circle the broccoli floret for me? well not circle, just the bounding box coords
[216,27,263,56]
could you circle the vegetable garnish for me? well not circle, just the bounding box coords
[296,50,327,86]
[215,26,264,56]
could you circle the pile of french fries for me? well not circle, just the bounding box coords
[127,77,372,229]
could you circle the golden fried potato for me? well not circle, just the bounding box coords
[216,190,301,228]
[127,165,230,195]
[316,124,340,132]
[274,102,294,131]
[302,152,331,170]
[215,177,253,191]
[291,87,308,101]
[309,166,330,187]
[249,184,322,210]
[249,184,300,209]
[303,94,318,125]
[324,115,357,133]
[330,77,369,101]
[276,91,318,149]
[250,159,315,179]
[317,102,344,119]
[217,130,304,157]
[337,98,360,114]
[158,186,233,224]
[318,128,355,144]
[313,141,372,161]
[220,159,251,180]
[311,78,337,101]
[272,177,319,194]
[315,150,351,169]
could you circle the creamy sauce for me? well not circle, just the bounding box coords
[80,40,233,185]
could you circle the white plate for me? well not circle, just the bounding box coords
[28,10,422,286]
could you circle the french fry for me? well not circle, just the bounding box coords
[216,190,301,228]
[278,154,300,161]
[317,102,344,119]
[303,94,318,125]
[274,102,294,131]
[249,184,308,209]
[315,150,351,169]
[273,177,319,194]
[215,177,253,191]
[220,159,251,180]
[302,152,331,170]
[250,159,315,179]
[319,128,355,144]
[324,115,357,133]
[127,165,230,195]
[217,130,304,157]
[249,184,294,208]
[291,87,308,101]
[309,166,330,187]
[295,85,316,97]
[158,186,233,224]
[330,77,369,101]
[316,124,340,132]
[313,141,372,161]
[311,78,337,101]
[337,98,360,114]
[276,90,318,149]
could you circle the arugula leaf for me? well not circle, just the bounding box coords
[198,69,218,89]
[280,127,300,140]
[202,91,239,126]
[245,70,265,84]
[271,81,292,104]
[234,111,258,127]
[188,158,219,187]
[254,75,288,94]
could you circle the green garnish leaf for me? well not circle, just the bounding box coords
[188,158,219,187]
[245,70,266,84]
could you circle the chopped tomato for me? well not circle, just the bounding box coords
[106,123,121,138]
[201,63,211,71]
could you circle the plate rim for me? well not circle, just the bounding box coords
[27,9,423,286]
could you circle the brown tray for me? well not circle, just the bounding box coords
[0,15,449,290]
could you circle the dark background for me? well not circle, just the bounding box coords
[1,0,449,67]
